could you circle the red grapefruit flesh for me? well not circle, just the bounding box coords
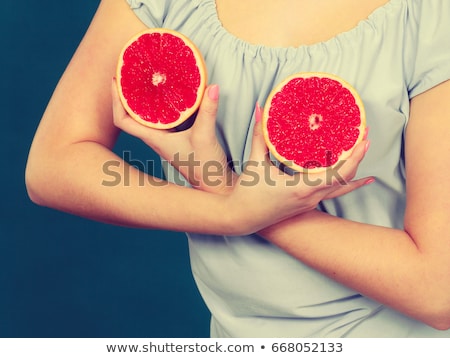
[116,29,207,129]
[262,72,366,173]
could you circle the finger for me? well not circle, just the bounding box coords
[111,77,159,139]
[328,139,370,185]
[323,176,375,200]
[111,77,128,124]
[191,85,220,143]
[363,126,370,140]
[248,103,269,162]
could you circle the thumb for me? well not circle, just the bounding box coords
[191,84,220,142]
[248,103,269,161]
[112,77,148,137]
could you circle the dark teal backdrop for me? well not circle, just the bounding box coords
[0,1,210,337]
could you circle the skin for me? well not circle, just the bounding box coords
[26,0,450,330]
[25,0,368,233]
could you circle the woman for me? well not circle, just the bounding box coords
[26,0,450,337]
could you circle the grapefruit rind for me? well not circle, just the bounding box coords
[262,72,366,174]
[116,28,207,130]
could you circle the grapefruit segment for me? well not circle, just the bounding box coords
[262,72,366,173]
[116,29,207,129]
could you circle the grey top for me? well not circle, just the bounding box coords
[128,0,450,337]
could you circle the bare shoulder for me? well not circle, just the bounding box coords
[405,79,450,249]
[33,0,148,149]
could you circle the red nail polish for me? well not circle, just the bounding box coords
[208,85,219,101]
[363,126,370,140]
[255,102,262,123]
[365,178,375,185]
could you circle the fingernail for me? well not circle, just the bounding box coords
[365,177,375,185]
[208,84,219,101]
[365,140,371,153]
[363,126,370,140]
[255,102,262,123]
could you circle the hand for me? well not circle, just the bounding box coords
[112,80,236,193]
[225,110,372,234]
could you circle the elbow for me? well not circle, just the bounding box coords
[425,307,450,331]
[25,150,54,207]
[25,136,67,208]
[426,316,450,331]
[25,159,46,206]
[433,322,450,331]
[420,290,450,331]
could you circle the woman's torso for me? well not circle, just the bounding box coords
[127,0,450,337]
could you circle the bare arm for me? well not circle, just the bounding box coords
[259,80,450,330]
[28,0,375,238]
[25,0,234,234]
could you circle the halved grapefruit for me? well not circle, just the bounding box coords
[262,72,366,173]
[116,29,207,129]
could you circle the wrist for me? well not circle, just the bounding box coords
[195,167,238,195]
[258,209,321,243]
[220,192,261,236]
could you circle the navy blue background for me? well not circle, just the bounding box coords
[0,0,210,337]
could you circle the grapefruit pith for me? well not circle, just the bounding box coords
[116,29,207,129]
[262,72,366,173]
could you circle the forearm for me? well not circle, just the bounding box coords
[259,210,450,329]
[26,140,234,235]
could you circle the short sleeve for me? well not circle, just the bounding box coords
[126,0,169,28]
[406,0,450,98]
[126,0,203,32]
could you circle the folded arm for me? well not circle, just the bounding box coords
[26,0,362,236]
[25,0,235,234]
[259,80,450,330]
